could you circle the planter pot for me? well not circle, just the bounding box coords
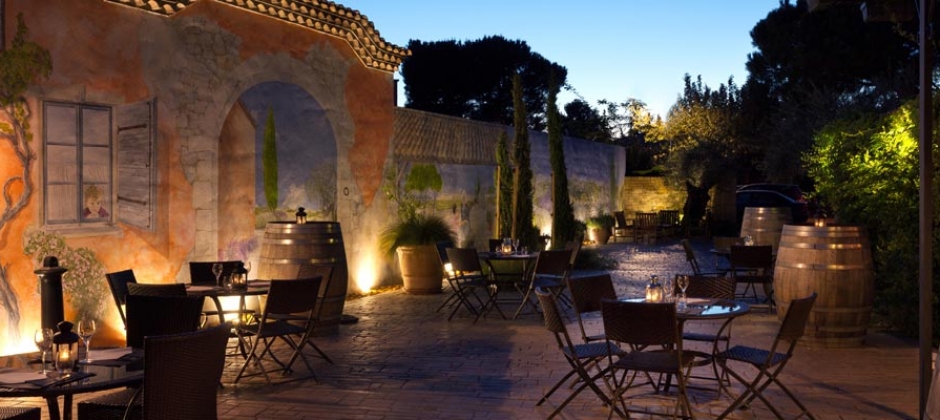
[397,245,444,294]
[589,228,611,245]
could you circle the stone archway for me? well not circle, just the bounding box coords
[217,82,338,261]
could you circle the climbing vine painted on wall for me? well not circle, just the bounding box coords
[0,15,53,343]
[23,231,110,322]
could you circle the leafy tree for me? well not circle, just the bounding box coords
[262,107,278,211]
[806,100,934,339]
[401,35,567,130]
[660,75,742,230]
[494,131,512,238]
[510,74,538,247]
[0,14,52,343]
[562,99,610,142]
[742,0,920,182]
[547,77,577,247]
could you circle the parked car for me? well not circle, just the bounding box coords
[736,183,805,203]
[736,189,809,225]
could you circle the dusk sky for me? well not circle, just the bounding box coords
[344,0,782,119]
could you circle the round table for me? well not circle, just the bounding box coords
[0,350,144,420]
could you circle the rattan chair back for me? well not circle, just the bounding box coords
[684,275,735,300]
[126,282,187,297]
[533,249,572,277]
[0,407,40,420]
[446,248,484,275]
[602,299,677,348]
[568,273,617,315]
[778,292,817,342]
[142,323,230,420]
[106,269,137,327]
[125,294,205,349]
[264,277,323,317]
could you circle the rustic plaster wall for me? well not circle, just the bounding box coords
[0,0,395,352]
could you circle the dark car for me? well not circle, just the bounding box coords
[737,183,805,203]
[736,189,809,224]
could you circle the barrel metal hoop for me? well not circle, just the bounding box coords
[260,257,339,265]
[263,238,341,245]
[775,262,872,270]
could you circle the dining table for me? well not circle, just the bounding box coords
[477,251,538,318]
[186,281,270,358]
[0,347,144,420]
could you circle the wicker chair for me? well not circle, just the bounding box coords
[730,245,775,310]
[658,209,681,238]
[77,323,230,420]
[676,274,737,393]
[235,277,322,385]
[535,288,625,419]
[601,299,696,419]
[680,239,726,277]
[633,212,661,244]
[0,407,40,420]
[566,273,617,343]
[611,211,633,243]
[126,282,186,297]
[512,249,572,319]
[294,264,336,364]
[125,294,205,349]
[443,248,493,322]
[715,293,818,420]
[106,269,138,328]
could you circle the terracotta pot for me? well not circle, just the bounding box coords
[590,228,611,245]
[396,245,444,294]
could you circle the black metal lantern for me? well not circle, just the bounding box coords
[231,261,248,289]
[52,320,80,374]
[295,207,307,224]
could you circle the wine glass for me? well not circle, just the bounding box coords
[677,275,690,296]
[512,238,520,254]
[244,261,252,278]
[211,262,223,287]
[77,319,97,362]
[34,328,53,374]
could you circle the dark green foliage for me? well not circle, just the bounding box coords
[562,99,610,142]
[742,1,919,182]
[262,107,278,211]
[379,214,456,257]
[547,78,577,248]
[401,36,567,131]
[572,248,618,271]
[404,163,443,193]
[510,74,539,248]
[495,131,512,238]
[806,100,934,339]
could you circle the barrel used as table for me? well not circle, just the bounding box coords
[258,221,348,335]
[740,207,792,253]
[773,224,874,348]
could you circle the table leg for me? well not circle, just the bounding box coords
[44,395,61,420]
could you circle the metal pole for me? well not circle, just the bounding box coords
[918,0,934,415]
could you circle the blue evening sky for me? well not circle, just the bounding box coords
[344,0,782,119]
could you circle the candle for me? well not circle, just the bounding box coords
[58,349,70,362]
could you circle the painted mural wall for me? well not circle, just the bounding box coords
[0,0,398,355]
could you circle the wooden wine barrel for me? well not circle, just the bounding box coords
[258,221,348,336]
[740,207,792,253]
[774,224,874,348]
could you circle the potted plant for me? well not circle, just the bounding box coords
[380,214,456,294]
[586,214,615,245]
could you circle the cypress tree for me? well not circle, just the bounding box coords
[494,131,513,238]
[510,74,538,248]
[262,107,278,212]
[547,77,577,248]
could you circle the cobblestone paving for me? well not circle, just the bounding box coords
[4,239,921,419]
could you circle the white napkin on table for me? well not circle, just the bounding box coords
[88,347,134,361]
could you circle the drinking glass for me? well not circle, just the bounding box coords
[512,238,520,253]
[78,319,96,362]
[34,328,53,374]
[677,275,690,296]
[244,261,252,280]
[663,277,674,302]
[211,262,223,287]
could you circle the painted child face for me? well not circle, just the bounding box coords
[86,197,102,216]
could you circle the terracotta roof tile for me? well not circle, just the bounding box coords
[393,108,510,166]
[103,0,409,72]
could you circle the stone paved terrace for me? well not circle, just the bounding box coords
[3,239,923,419]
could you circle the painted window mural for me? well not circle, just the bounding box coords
[239,82,337,228]
[42,102,112,226]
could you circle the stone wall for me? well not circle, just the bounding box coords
[620,176,686,218]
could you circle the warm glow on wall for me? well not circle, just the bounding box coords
[355,251,378,294]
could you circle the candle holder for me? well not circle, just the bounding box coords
[52,321,80,374]
[295,207,307,224]
[231,261,249,289]
[645,275,664,303]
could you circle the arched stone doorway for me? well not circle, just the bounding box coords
[217,81,338,262]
